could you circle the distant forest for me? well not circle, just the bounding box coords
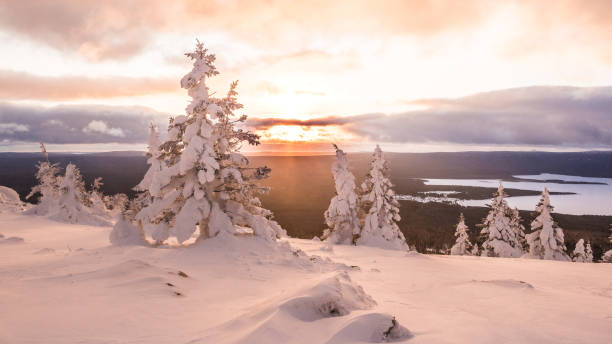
[2,151,611,257]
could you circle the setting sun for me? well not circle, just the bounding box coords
[256,124,356,143]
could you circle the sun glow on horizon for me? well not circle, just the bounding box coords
[256,124,357,143]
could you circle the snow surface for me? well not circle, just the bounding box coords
[1,214,611,343]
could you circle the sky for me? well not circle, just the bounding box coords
[0,0,612,153]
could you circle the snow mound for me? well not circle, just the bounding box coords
[327,313,412,343]
[0,186,26,213]
[602,250,612,263]
[405,250,427,258]
[279,272,377,322]
[179,234,349,273]
[471,279,534,289]
[33,248,56,255]
[197,271,377,343]
[0,236,24,244]
[109,216,148,246]
[358,234,408,251]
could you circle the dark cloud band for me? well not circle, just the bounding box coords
[2,86,612,149]
[0,103,168,144]
[248,86,612,148]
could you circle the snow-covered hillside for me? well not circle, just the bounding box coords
[0,213,611,343]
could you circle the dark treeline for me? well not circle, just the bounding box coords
[1,151,611,256]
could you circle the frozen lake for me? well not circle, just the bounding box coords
[421,173,612,216]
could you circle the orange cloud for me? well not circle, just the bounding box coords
[499,0,612,62]
[0,70,178,100]
[0,0,490,60]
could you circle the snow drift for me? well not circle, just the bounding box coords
[0,186,27,213]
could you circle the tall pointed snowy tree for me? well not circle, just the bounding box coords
[134,41,284,245]
[479,182,523,257]
[24,142,61,215]
[572,238,588,262]
[134,124,164,194]
[584,241,594,262]
[450,213,472,255]
[357,145,407,250]
[510,207,527,251]
[322,144,361,245]
[130,123,167,243]
[602,225,612,262]
[525,188,570,261]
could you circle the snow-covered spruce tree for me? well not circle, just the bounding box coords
[128,123,167,242]
[525,188,570,261]
[450,213,472,255]
[134,41,284,244]
[24,142,61,215]
[470,242,480,256]
[89,177,110,218]
[572,238,588,263]
[479,182,523,257]
[53,163,111,226]
[510,207,527,251]
[585,241,593,263]
[356,145,407,250]
[134,124,164,195]
[602,225,612,262]
[322,144,361,245]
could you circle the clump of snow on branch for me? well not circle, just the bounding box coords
[130,41,284,245]
[357,145,407,250]
[479,182,524,258]
[525,188,570,261]
[322,144,361,245]
[450,213,472,255]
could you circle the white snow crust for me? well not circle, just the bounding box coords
[0,214,611,343]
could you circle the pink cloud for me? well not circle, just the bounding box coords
[0,70,178,100]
